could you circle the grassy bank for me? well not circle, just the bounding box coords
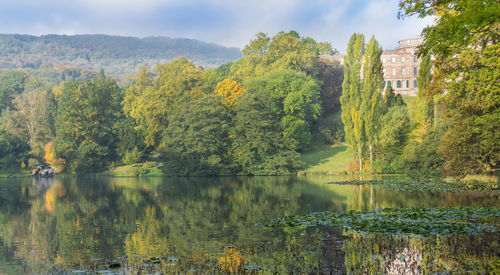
[0,168,32,178]
[102,145,355,177]
[103,161,162,177]
[298,143,354,175]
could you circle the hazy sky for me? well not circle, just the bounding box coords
[0,0,433,52]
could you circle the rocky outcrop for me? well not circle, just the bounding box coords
[32,165,55,177]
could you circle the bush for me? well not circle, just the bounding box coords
[129,166,149,176]
[122,147,143,165]
[393,126,444,178]
[372,159,395,174]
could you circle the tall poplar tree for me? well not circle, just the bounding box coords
[362,36,384,167]
[417,54,435,123]
[340,33,365,170]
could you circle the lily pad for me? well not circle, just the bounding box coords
[265,207,500,235]
[326,180,499,192]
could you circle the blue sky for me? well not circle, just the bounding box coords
[0,0,433,52]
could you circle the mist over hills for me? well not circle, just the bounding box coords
[0,34,242,76]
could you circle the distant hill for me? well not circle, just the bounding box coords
[0,34,242,77]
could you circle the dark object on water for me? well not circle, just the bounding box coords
[32,165,55,177]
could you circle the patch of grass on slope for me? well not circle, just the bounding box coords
[104,162,162,177]
[298,143,354,175]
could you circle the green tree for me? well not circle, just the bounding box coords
[264,31,317,74]
[398,0,499,59]
[438,44,499,177]
[243,70,321,150]
[400,0,500,177]
[241,32,270,57]
[362,36,385,166]
[314,58,343,116]
[410,54,434,143]
[231,91,301,175]
[340,33,365,170]
[394,125,444,178]
[417,54,432,97]
[375,106,411,164]
[0,127,29,169]
[230,31,331,80]
[0,70,26,111]
[3,88,54,159]
[382,86,406,109]
[161,95,232,176]
[123,57,204,148]
[114,117,148,165]
[55,76,122,172]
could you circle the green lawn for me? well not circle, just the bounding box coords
[402,95,417,107]
[0,167,32,178]
[298,143,354,175]
[104,161,163,177]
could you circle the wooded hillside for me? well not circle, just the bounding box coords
[0,34,242,76]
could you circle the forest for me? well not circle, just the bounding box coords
[0,0,498,178]
[0,34,241,76]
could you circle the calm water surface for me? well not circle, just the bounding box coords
[0,176,498,274]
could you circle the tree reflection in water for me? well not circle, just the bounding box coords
[0,176,497,274]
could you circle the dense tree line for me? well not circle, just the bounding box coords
[338,0,499,177]
[340,34,407,172]
[396,0,499,177]
[0,31,344,175]
[1,0,498,178]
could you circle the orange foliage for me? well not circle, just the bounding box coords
[411,117,432,143]
[218,247,247,272]
[348,160,360,173]
[214,79,245,107]
[44,142,66,173]
[44,181,66,213]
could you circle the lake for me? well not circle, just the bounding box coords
[0,175,498,274]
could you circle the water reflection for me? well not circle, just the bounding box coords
[0,176,498,273]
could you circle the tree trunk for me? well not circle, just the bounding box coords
[358,147,363,171]
[369,144,373,169]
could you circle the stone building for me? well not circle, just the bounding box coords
[322,38,423,96]
[382,38,423,96]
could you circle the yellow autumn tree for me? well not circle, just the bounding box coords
[214,79,245,107]
[123,58,205,147]
[44,142,66,173]
[51,82,64,100]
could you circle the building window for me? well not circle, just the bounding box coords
[413,67,417,75]
[397,80,402,88]
[402,57,406,62]
[392,57,396,63]
[413,56,417,62]
[414,80,418,88]
[402,68,406,75]
[383,69,386,76]
[392,68,396,75]
[406,80,409,88]
[382,57,386,63]
[387,81,391,87]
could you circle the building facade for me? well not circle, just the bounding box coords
[381,38,422,96]
[322,38,423,96]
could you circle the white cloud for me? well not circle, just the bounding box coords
[0,0,433,51]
